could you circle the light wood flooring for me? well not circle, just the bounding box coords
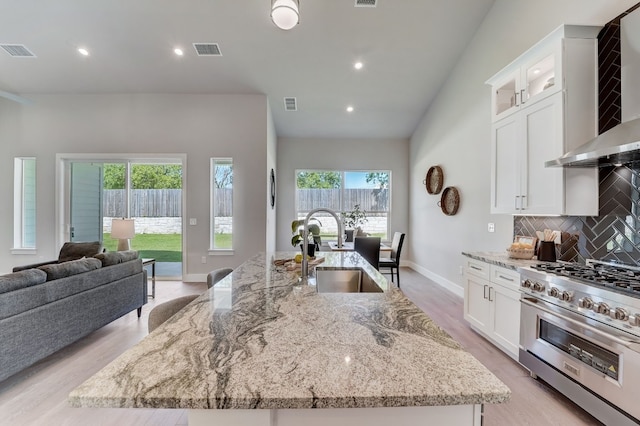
[0,269,602,425]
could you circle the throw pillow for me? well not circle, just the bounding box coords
[39,257,102,281]
[58,241,103,262]
[0,269,47,294]
[94,250,139,267]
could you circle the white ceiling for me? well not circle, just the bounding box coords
[0,0,495,139]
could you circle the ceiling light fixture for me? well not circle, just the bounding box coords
[346,106,354,112]
[354,61,363,70]
[77,48,89,56]
[174,48,184,56]
[271,0,299,30]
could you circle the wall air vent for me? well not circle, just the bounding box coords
[193,43,222,56]
[1,44,36,57]
[284,97,297,111]
[355,0,377,7]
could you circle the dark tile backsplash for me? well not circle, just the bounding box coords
[514,3,640,265]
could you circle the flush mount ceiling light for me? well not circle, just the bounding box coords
[77,47,89,56]
[174,48,184,56]
[271,0,299,30]
[354,61,363,70]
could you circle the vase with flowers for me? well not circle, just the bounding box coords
[340,204,368,242]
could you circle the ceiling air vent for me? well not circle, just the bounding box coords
[193,43,222,56]
[1,44,36,57]
[355,0,377,7]
[284,97,297,111]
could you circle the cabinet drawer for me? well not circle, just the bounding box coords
[491,265,520,290]
[466,259,490,280]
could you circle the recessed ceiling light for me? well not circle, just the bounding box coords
[346,106,354,112]
[354,61,363,70]
[77,48,89,56]
[533,68,540,74]
[174,48,184,56]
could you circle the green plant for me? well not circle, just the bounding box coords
[341,204,368,229]
[290,218,322,247]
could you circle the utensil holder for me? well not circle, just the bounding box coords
[538,241,556,262]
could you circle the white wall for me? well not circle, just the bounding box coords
[266,102,278,253]
[276,137,409,251]
[0,94,269,278]
[408,0,639,295]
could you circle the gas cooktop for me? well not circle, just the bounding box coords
[531,261,640,296]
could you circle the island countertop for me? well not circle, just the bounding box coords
[69,252,510,410]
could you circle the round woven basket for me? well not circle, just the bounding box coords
[506,248,534,260]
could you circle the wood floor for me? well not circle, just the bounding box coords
[0,269,602,425]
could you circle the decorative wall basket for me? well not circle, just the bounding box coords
[438,186,460,216]
[424,165,443,194]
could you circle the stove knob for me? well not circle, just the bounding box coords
[593,302,610,315]
[561,291,574,302]
[629,314,640,327]
[522,279,533,289]
[533,282,545,292]
[578,297,594,309]
[547,287,559,298]
[611,307,629,321]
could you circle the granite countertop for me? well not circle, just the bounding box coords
[462,251,541,270]
[69,251,510,410]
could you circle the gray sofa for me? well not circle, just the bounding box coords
[0,249,147,383]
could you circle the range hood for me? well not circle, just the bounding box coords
[546,117,640,168]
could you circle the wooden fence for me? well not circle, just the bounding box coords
[297,189,389,212]
[104,188,388,217]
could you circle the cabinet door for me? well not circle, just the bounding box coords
[489,283,521,359]
[491,115,521,213]
[520,41,562,106]
[491,69,520,121]
[521,92,564,214]
[464,275,491,332]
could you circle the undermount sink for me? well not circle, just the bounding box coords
[314,267,383,293]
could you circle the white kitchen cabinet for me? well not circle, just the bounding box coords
[464,258,520,360]
[487,24,601,215]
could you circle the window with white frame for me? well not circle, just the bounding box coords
[210,158,233,251]
[14,157,36,250]
[295,170,390,240]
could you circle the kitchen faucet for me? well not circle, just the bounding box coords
[301,208,343,279]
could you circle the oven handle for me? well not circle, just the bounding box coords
[521,297,640,349]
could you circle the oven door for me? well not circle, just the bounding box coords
[520,296,640,422]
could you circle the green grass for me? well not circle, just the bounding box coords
[103,233,182,262]
[103,232,233,261]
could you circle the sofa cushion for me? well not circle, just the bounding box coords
[94,250,139,266]
[58,241,103,262]
[0,269,47,294]
[39,257,102,281]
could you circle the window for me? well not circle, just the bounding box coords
[13,158,36,250]
[210,158,233,252]
[295,170,390,240]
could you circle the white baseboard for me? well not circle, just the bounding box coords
[403,261,464,298]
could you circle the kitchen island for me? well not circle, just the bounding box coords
[69,252,510,425]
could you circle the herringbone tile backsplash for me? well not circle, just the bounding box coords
[514,5,640,266]
[514,166,640,265]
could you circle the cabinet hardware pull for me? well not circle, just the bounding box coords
[520,89,526,104]
[521,195,527,210]
[498,274,514,282]
[484,285,489,300]
[489,286,494,302]
[514,91,520,107]
[515,195,521,210]
[470,265,482,271]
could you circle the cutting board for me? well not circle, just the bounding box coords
[284,256,325,271]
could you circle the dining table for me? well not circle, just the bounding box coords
[327,241,392,252]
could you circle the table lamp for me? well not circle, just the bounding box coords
[111,218,135,251]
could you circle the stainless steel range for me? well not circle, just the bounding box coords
[519,260,640,426]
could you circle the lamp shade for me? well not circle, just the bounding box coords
[111,218,135,251]
[271,0,299,30]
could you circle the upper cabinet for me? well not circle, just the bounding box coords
[487,25,602,216]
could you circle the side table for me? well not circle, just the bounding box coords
[142,258,156,298]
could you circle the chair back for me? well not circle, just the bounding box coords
[207,267,233,289]
[390,232,405,260]
[354,236,381,269]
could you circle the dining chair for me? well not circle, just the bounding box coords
[354,236,381,270]
[148,295,199,333]
[379,232,405,288]
[207,267,233,289]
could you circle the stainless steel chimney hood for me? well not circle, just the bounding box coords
[546,116,640,167]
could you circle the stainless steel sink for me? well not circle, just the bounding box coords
[314,267,383,293]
